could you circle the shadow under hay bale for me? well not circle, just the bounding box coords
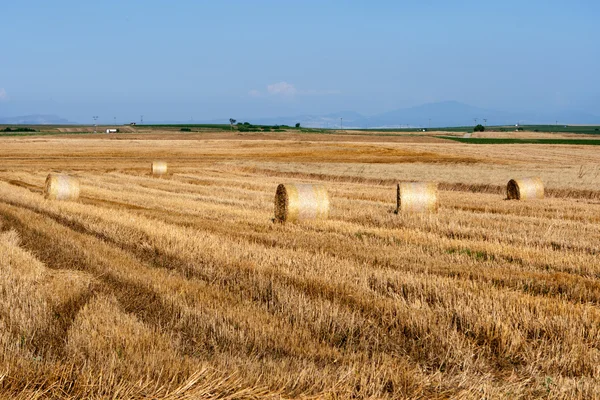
[274,183,330,223]
[44,174,80,201]
[507,177,544,200]
[152,161,168,176]
[396,182,438,213]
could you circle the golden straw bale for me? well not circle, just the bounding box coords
[396,182,438,213]
[274,183,330,223]
[507,177,544,200]
[44,174,80,201]
[151,161,168,176]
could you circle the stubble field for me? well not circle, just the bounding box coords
[1,131,600,399]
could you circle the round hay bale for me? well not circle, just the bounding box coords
[274,183,330,223]
[151,161,168,176]
[396,182,438,213]
[44,174,80,201]
[507,177,544,200]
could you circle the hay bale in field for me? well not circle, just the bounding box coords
[274,183,330,223]
[151,161,168,176]
[44,174,80,201]
[396,182,438,213]
[507,177,544,200]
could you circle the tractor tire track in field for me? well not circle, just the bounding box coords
[0,196,455,398]
[0,200,349,369]
[0,209,98,359]
[5,195,600,382]
[5,179,43,193]
[0,198,492,375]
[0,203,201,358]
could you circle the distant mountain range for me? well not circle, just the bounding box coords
[2,102,599,127]
[232,101,600,128]
[0,114,71,125]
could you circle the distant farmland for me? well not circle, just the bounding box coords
[356,124,600,134]
[444,137,600,145]
[0,129,599,398]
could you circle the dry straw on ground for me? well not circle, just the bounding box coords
[396,182,438,213]
[507,177,544,200]
[152,161,168,176]
[3,135,600,398]
[274,183,330,222]
[43,174,80,201]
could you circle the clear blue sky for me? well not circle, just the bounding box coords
[1,0,598,123]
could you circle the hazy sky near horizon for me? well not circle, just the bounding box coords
[1,0,598,123]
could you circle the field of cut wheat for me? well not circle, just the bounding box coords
[1,132,600,399]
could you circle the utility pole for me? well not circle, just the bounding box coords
[473,118,478,125]
[483,118,487,127]
[428,118,431,129]
[141,115,144,125]
[92,116,98,133]
[114,116,116,126]
[340,117,343,130]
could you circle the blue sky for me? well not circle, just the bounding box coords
[0,0,598,123]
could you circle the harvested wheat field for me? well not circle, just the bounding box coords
[1,132,600,399]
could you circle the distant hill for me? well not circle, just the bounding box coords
[0,114,71,125]
[229,101,600,128]
[3,102,599,128]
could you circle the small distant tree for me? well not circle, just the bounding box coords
[474,124,485,132]
[295,123,300,128]
[229,118,236,130]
